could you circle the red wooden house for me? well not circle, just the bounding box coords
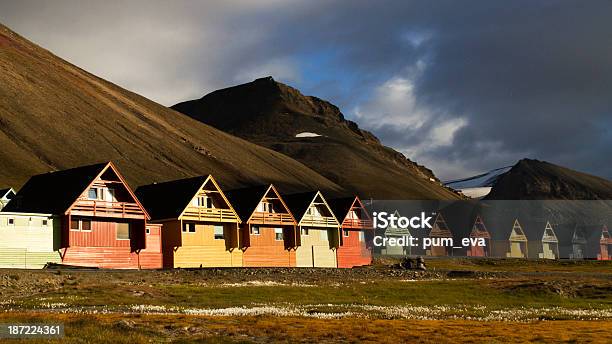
[5,162,161,269]
[467,215,491,257]
[225,185,298,267]
[585,224,611,260]
[330,196,373,268]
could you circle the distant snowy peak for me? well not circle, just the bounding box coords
[444,166,512,198]
[444,166,512,189]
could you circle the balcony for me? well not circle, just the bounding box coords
[71,200,144,219]
[181,207,239,223]
[300,215,338,228]
[342,218,373,229]
[250,212,295,226]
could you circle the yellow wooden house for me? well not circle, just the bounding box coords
[285,191,340,267]
[136,175,242,268]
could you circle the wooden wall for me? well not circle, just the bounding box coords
[172,222,243,268]
[296,227,337,267]
[0,214,60,268]
[242,226,295,267]
[337,229,371,268]
[63,218,162,269]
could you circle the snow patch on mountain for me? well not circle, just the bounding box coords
[295,132,322,138]
[444,166,512,198]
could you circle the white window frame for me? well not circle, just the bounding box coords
[274,228,283,241]
[116,223,130,240]
[214,225,224,240]
[88,188,98,200]
[182,222,196,233]
[80,219,92,232]
[7,217,15,226]
[250,226,260,235]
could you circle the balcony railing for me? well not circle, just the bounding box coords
[301,215,338,228]
[250,212,295,225]
[182,208,238,222]
[342,218,373,229]
[71,200,143,218]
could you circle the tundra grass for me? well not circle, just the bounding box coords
[9,277,612,313]
[0,313,611,343]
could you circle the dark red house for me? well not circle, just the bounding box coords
[5,162,161,269]
[330,196,373,268]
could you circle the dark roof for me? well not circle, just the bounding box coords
[0,188,14,199]
[136,176,208,221]
[439,201,481,241]
[224,185,271,222]
[3,162,108,214]
[284,191,319,220]
[554,222,579,245]
[479,201,523,241]
[328,197,357,222]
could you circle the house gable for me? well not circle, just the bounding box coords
[509,219,527,242]
[297,191,339,228]
[179,175,240,223]
[246,185,296,226]
[68,162,149,220]
[469,215,491,239]
[429,213,452,238]
[542,221,558,243]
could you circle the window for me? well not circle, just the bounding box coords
[320,229,328,241]
[250,226,260,235]
[105,188,116,202]
[275,228,283,241]
[117,223,130,240]
[214,225,224,240]
[359,231,365,242]
[343,229,350,237]
[146,228,151,235]
[195,196,213,208]
[183,223,196,233]
[301,228,309,236]
[42,219,48,226]
[259,202,273,213]
[81,220,92,231]
[70,219,79,230]
[88,188,98,200]
[8,218,14,226]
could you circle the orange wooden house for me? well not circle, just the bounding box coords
[330,196,373,268]
[225,185,298,267]
[5,162,161,269]
[136,175,242,268]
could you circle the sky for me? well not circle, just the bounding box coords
[1,0,610,181]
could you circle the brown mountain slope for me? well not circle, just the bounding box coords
[0,23,342,194]
[172,77,460,199]
[485,159,612,200]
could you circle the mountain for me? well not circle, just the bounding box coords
[0,23,343,194]
[444,166,512,198]
[172,77,460,199]
[485,159,612,200]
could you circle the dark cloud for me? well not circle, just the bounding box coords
[0,0,610,180]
